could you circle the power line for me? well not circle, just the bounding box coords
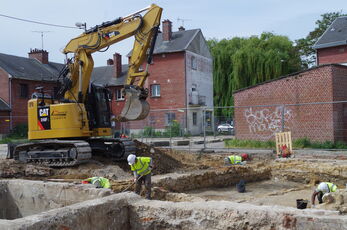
[0,13,78,29]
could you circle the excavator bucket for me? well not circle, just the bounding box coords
[117,87,150,121]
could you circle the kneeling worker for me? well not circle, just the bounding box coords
[311,181,338,207]
[127,154,153,200]
[224,154,249,165]
[82,177,110,189]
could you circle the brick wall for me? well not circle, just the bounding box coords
[317,45,347,65]
[146,52,186,110]
[110,52,186,131]
[233,65,347,142]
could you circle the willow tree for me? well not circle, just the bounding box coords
[207,32,302,118]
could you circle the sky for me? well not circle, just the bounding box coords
[0,0,345,66]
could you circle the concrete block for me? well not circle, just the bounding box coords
[208,138,222,143]
[193,140,204,145]
[172,140,190,146]
[152,141,170,147]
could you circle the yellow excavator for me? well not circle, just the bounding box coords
[12,4,162,166]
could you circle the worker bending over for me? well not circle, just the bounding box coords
[82,177,110,189]
[224,154,249,165]
[311,181,338,207]
[127,154,153,200]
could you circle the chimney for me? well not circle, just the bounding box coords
[113,53,122,78]
[178,26,185,31]
[162,20,172,41]
[28,48,49,64]
[107,59,114,65]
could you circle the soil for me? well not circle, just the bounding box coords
[1,140,347,213]
[188,179,314,208]
[0,140,193,181]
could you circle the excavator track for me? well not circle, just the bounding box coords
[88,138,136,160]
[14,140,92,167]
[12,138,137,167]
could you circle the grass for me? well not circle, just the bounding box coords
[0,137,28,144]
[225,139,275,149]
[225,137,347,149]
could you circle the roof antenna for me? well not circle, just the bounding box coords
[177,17,192,28]
[32,31,52,49]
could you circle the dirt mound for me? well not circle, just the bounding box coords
[0,159,53,178]
[133,140,185,175]
[0,140,188,180]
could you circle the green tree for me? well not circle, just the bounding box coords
[208,33,302,117]
[295,11,346,68]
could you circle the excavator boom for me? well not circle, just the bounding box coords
[62,4,162,121]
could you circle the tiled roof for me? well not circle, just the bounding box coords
[0,53,64,82]
[313,16,347,49]
[91,65,128,86]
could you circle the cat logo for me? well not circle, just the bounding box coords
[37,106,51,130]
[39,108,49,117]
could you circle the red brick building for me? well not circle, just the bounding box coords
[233,17,347,143]
[0,49,62,134]
[313,16,347,65]
[233,64,347,142]
[92,20,213,135]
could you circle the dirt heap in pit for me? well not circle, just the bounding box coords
[133,140,185,175]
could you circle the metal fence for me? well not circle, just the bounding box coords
[118,101,347,151]
[2,101,347,151]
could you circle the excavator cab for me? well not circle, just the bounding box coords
[85,84,112,130]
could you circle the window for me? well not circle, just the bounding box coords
[205,111,212,128]
[191,56,197,70]
[192,112,197,126]
[165,112,176,125]
[115,88,124,101]
[20,84,28,98]
[151,84,160,97]
[53,87,59,98]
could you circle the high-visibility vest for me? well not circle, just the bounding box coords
[228,155,242,164]
[87,177,110,189]
[326,182,337,193]
[131,157,152,176]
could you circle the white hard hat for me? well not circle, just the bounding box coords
[127,154,136,165]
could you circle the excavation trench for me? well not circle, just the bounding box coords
[2,145,347,229]
[1,159,347,229]
[1,164,347,230]
[0,180,111,220]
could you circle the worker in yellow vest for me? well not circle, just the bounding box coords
[224,154,249,165]
[311,181,338,207]
[127,154,153,199]
[82,177,110,189]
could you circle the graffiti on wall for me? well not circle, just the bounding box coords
[244,106,293,138]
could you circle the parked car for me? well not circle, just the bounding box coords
[217,123,234,134]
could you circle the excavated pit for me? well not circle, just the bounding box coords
[0,180,111,220]
[1,144,347,229]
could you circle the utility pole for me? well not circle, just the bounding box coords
[32,31,51,50]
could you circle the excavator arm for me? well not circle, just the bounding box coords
[62,4,162,121]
